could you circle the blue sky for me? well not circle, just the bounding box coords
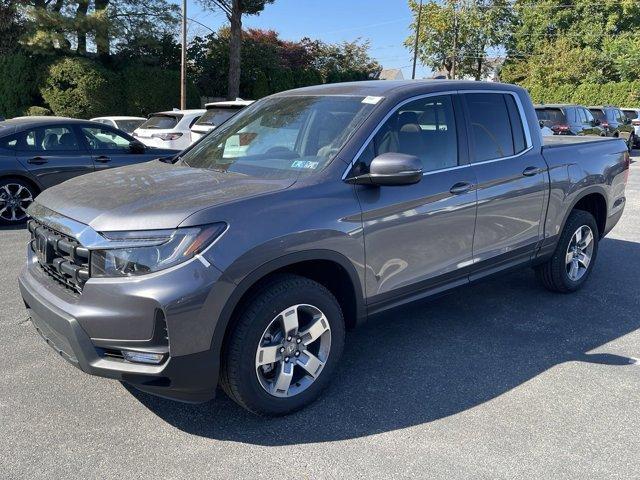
[184,0,431,79]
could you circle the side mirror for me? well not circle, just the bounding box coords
[346,153,423,186]
[129,140,146,154]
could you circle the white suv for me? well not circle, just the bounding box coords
[133,109,205,150]
[621,108,640,148]
[190,100,254,142]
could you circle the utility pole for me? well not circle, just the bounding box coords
[180,0,187,110]
[451,1,458,79]
[411,0,423,80]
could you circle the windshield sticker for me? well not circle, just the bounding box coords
[362,96,383,105]
[291,160,319,169]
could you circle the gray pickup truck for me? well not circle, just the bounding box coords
[19,81,629,415]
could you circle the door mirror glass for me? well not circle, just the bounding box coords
[347,153,423,186]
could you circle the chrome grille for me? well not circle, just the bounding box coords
[28,219,90,293]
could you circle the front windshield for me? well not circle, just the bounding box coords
[180,95,378,178]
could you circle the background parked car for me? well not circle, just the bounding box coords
[621,108,640,148]
[90,116,146,134]
[588,106,635,150]
[0,117,179,225]
[133,109,205,150]
[190,99,254,142]
[534,104,604,137]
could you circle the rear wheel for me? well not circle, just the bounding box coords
[0,178,36,226]
[221,274,345,415]
[535,209,599,293]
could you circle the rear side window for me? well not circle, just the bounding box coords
[505,95,526,154]
[583,109,594,123]
[0,134,19,150]
[466,93,516,162]
[140,115,181,129]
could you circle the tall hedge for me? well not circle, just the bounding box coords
[0,53,47,118]
[527,82,640,107]
[120,65,200,116]
[41,57,120,118]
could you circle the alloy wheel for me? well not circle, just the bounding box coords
[0,183,34,222]
[255,304,331,398]
[565,225,594,281]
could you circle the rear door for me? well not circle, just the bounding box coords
[463,92,548,273]
[355,94,478,304]
[14,125,94,188]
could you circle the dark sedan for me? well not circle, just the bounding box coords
[0,117,179,225]
[588,106,635,151]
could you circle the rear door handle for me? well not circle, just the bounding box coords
[95,156,111,163]
[522,166,545,177]
[449,181,474,195]
[27,156,47,165]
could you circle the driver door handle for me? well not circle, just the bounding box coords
[27,156,47,165]
[95,156,111,163]
[449,181,474,195]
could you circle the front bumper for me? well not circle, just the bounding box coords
[18,247,227,403]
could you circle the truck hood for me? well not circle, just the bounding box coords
[33,160,296,232]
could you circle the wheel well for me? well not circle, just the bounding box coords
[573,193,606,236]
[228,260,359,333]
[0,175,40,196]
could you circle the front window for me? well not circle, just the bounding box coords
[195,108,241,127]
[180,95,378,178]
[81,126,132,150]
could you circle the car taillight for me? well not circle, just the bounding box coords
[601,122,609,129]
[152,132,183,141]
[551,124,570,134]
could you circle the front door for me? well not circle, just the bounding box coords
[14,125,94,188]
[353,94,478,307]
[462,92,548,272]
[77,124,149,170]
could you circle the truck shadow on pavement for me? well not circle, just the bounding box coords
[126,237,640,445]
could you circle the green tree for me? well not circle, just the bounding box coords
[503,0,640,87]
[406,0,512,80]
[196,0,275,99]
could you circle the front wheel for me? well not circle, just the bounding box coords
[535,209,599,293]
[0,178,36,226]
[220,274,345,415]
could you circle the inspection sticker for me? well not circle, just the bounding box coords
[362,96,383,105]
[291,160,319,169]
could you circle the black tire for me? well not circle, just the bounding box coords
[535,209,599,293]
[220,274,345,416]
[0,177,37,226]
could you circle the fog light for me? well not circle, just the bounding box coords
[121,350,165,364]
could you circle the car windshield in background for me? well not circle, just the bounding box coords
[196,108,240,127]
[536,108,566,125]
[116,120,145,133]
[140,115,181,129]
[180,95,379,178]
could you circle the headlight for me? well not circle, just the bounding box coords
[90,223,226,277]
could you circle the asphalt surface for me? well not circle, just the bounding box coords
[2,154,640,479]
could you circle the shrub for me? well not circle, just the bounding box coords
[526,81,640,107]
[24,106,53,116]
[0,53,46,118]
[41,57,119,118]
[120,65,200,115]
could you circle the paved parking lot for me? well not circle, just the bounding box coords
[2,153,640,479]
